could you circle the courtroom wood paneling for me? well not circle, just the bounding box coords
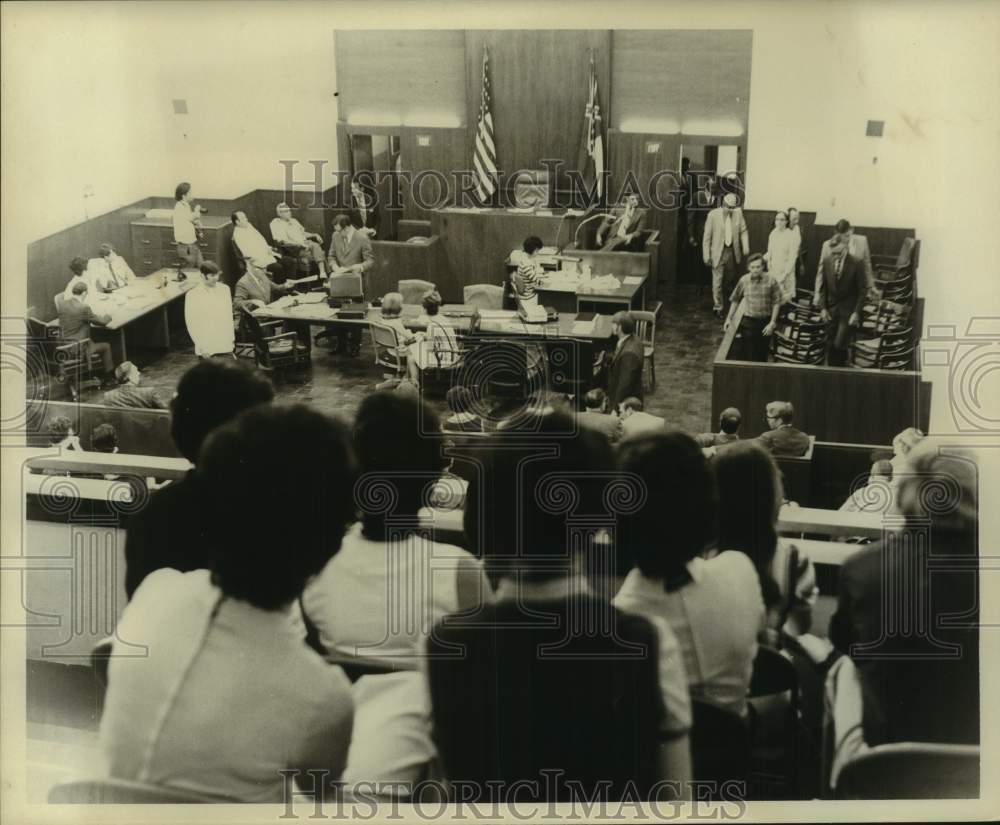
[463,31,611,188]
[334,31,467,127]
[711,359,931,446]
[399,126,469,220]
[811,441,893,510]
[368,237,446,304]
[611,30,753,136]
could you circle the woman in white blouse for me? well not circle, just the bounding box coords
[765,210,800,303]
[184,262,235,357]
[613,432,764,718]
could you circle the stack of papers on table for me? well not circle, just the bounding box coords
[571,318,595,335]
[478,309,517,320]
[623,276,643,286]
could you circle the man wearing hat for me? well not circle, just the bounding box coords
[703,192,750,318]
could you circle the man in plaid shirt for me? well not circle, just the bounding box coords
[723,253,782,362]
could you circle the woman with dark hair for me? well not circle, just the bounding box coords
[406,290,460,386]
[100,405,358,802]
[614,431,764,717]
[712,441,817,643]
[512,235,545,308]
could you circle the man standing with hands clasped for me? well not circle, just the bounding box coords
[723,253,782,362]
[703,192,750,319]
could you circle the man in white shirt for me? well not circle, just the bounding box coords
[617,396,666,440]
[86,244,135,292]
[172,182,204,272]
[231,211,287,281]
[269,202,327,278]
[185,262,235,358]
[703,192,750,319]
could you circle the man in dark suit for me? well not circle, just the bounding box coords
[57,279,116,384]
[123,360,274,599]
[595,193,646,251]
[327,213,375,277]
[605,311,645,410]
[758,400,811,456]
[814,236,867,366]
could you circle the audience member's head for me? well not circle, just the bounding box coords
[47,416,74,445]
[522,235,544,256]
[175,182,191,202]
[230,210,248,227]
[712,441,783,606]
[894,438,978,538]
[746,253,765,276]
[333,213,351,231]
[353,392,445,532]
[765,401,795,430]
[612,311,635,337]
[421,290,443,316]
[71,282,88,299]
[719,407,742,435]
[870,459,893,481]
[722,192,739,211]
[835,218,852,238]
[380,291,403,318]
[892,426,925,458]
[200,405,356,610]
[170,359,274,462]
[618,432,717,590]
[465,413,615,581]
[773,210,788,230]
[114,361,141,386]
[787,207,800,227]
[619,397,643,418]
[446,385,475,416]
[98,243,115,259]
[584,388,607,412]
[69,257,88,277]
[199,261,221,285]
[91,423,119,453]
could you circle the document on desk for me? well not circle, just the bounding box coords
[571,318,596,335]
[622,276,643,286]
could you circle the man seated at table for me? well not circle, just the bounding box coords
[87,243,135,292]
[233,261,293,318]
[269,202,327,278]
[327,213,374,279]
[617,397,666,440]
[103,361,168,409]
[757,400,811,457]
[695,407,742,449]
[577,388,623,444]
[63,256,96,301]
[57,281,115,386]
[231,211,288,283]
[595,192,646,251]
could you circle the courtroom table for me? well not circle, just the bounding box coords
[90,270,198,362]
[523,270,647,315]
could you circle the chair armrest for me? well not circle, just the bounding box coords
[257,320,284,331]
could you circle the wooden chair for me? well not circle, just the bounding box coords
[690,699,751,797]
[370,322,407,383]
[849,326,913,370]
[25,316,104,401]
[240,305,310,378]
[747,647,801,799]
[398,279,435,305]
[835,742,979,799]
[49,778,240,804]
[871,236,916,283]
[462,284,504,311]
[772,332,827,365]
[631,310,657,390]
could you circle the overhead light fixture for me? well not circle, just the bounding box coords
[618,118,680,135]
[346,111,402,127]
[680,120,744,137]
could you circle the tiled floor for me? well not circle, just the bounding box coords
[82,285,724,435]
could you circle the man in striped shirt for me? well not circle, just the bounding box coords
[513,235,544,307]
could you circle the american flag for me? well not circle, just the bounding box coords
[473,46,498,204]
[579,52,605,200]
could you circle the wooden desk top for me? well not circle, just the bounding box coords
[436,207,583,220]
[91,271,198,330]
[255,299,615,341]
[131,215,232,230]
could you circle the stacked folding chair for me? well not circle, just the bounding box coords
[771,293,828,365]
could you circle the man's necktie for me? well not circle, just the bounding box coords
[724,214,733,247]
